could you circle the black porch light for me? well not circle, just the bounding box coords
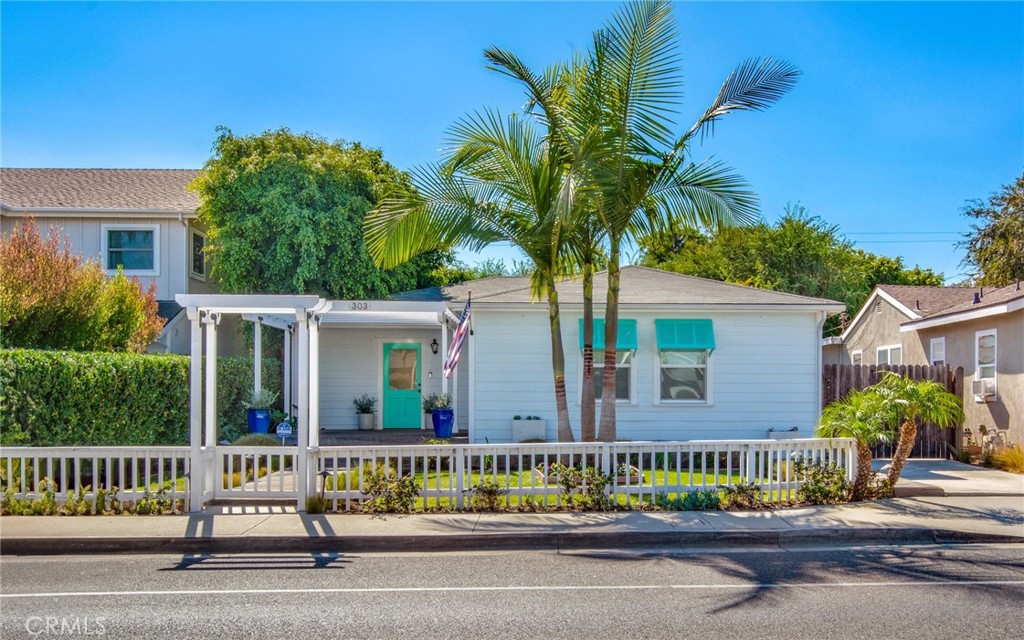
[430,338,439,354]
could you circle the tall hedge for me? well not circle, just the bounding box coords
[0,349,282,446]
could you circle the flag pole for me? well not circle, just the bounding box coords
[468,291,473,335]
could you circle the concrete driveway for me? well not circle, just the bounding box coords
[872,459,1024,497]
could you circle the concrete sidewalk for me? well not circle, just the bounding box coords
[2,496,1022,555]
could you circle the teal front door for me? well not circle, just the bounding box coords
[383,343,422,429]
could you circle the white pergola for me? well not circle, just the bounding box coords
[174,294,459,511]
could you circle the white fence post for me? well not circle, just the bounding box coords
[455,448,466,510]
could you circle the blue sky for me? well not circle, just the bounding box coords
[2,1,1022,282]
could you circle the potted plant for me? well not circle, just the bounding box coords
[353,394,377,431]
[243,387,279,434]
[423,393,454,438]
[614,463,641,484]
[511,415,546,442]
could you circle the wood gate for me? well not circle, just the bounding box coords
[822,364,964,459]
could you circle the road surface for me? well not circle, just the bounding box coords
[2,544,1022,639]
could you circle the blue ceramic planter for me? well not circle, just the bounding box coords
[431,409,454,439]
[247,408,271,434]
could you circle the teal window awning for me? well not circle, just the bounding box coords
[655,319,715,352]
[579,319,638,351]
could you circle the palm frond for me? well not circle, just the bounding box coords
[680,57,801,148]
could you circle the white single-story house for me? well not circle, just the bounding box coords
[177,266,844,446]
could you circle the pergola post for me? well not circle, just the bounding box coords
[188,309,203,512]
[253,319,262,395]
[308,313,320,449]
[282,326,291,417]
[295,311,310,511]
[204,313,220,448]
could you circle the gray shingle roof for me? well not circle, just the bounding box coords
[877,284,976,317]
[906,281,1024,322]
[156,300,184,323]
[0,168,200,211]
[394,266,845,309]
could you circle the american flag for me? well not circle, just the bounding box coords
[443,297,471,378]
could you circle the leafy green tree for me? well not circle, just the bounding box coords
[190,127,448,299]
[641,206,944,335]
[0,220,163,352]
[817,390,891,501]
[960,173,1024,287]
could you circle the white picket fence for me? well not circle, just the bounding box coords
[1,438,857,512]
[315,438,857,511]
[0,446,191,506]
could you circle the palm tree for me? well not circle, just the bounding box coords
[364,109,591,443]
[817,390,891,501]
[872,372,964,486]
[573,0,801,441]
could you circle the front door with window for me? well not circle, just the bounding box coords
[383,343,421,428]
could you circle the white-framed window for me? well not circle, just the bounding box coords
[930,337,946,366]
[190,229,206,280]
[877,344,902,366]
[590,349,634,404]
[851,350,863,366]
[657,349,710,403]
[975,329,997,382]
[101,224,159,276]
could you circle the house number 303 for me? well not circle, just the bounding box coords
[350,302,370,310]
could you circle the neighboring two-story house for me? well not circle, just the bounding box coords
[825,283,1023,446]
[0,168,239,354]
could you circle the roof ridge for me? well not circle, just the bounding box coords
[620,264,836,303]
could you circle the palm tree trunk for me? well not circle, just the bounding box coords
[852,440,874,501]
[597,238,621,442]
[546,276,574,443]
[887,419,917,486]
[580,260,596,442]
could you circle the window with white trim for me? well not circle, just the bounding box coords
[592,349,633,403]
[877,344,902,366]
[102,224,158,275]
[191,230,206,280]
[659,349,708,402]
[851,350,863,366]
[976,329,996,382]
[930,337,945,366]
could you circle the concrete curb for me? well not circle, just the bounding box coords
[3,528,1021,556]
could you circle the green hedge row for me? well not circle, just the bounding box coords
[0,349,282,446]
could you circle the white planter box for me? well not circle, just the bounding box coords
[512,419,546,442]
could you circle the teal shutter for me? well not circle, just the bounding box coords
[579,319,639,350]
[654,319,715,352]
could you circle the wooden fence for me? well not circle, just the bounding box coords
[822,364,964,459]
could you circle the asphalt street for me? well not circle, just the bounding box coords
[2,544,1022,639]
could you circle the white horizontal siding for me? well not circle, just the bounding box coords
[317,325,465,430]
[470,307,822,443]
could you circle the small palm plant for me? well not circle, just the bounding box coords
[873,372,964,486]
[817,389,891,501]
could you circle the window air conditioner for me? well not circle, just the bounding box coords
[971,378,996,400]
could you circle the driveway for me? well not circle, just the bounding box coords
[872,459,1024,497]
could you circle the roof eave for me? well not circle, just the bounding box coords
[900,297,1024,332]
[1,203,198,218]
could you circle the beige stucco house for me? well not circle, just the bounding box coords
[0,168,241,354]
[826,283,1023,446]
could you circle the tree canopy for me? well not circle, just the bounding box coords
[191,127,449,299]
[640,205,944,335]
[960,172,1024,287]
